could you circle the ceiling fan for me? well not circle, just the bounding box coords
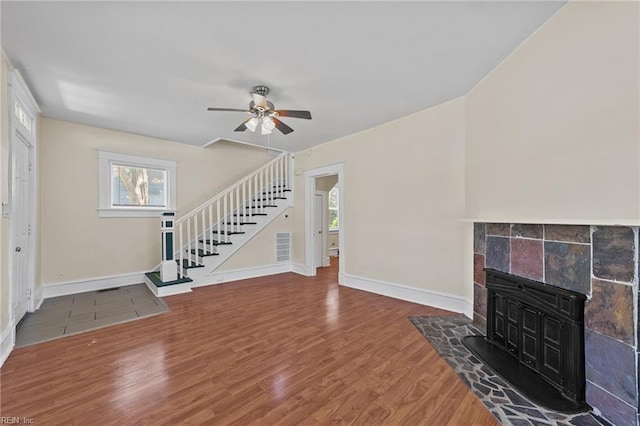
[207,85,312,135]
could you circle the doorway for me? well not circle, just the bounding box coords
[304,163,344,283]
[9,70,39,324]
[313,191,328,269]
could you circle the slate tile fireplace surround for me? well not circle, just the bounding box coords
[473,223,639,426]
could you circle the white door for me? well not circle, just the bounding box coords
[314,193,324,268]
[12,134,31,323]
[10,70,39,323]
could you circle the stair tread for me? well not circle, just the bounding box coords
[254,197,286,201]
[189,249,220,257]
[175,260,204,269]
[233,213,267,216]
[263,189,291,194]
[211,230,245,235]
[224,221,258,225]
[200,239,233,245]
[246,205,277,209]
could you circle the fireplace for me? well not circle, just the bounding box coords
[463,268,588,412]
[471,223,639,426]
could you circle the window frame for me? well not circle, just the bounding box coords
[98,150,177,218]
[328,186,339,232]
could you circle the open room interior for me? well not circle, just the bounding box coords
[0,1,639,424]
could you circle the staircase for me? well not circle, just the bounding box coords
[145,152,292,296]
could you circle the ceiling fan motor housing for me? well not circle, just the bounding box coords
[253,85,270,96]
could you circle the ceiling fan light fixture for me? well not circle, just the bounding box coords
[262,117,275,132]
[261,119,273,135]
[245,117,258,132]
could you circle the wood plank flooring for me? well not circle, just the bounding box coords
[1,261,497,425]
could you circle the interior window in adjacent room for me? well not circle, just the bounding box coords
[329,185,339,231]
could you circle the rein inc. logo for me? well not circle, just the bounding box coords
[1,418,34,424]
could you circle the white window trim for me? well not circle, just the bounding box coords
[98,150,177,218]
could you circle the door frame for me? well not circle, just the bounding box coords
[304,163,344,283]
[8,69,40,322]
[313,190,328,269]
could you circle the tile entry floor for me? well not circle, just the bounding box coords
[16,284,169,348]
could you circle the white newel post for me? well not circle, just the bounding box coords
[161,212,178,282]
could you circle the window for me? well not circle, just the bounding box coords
[14,101,33,134]
[328,186,339,231]
[98,151,176,217]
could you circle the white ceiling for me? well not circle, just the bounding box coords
[1,1,565,152]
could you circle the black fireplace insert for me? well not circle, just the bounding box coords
[463,268,589,412]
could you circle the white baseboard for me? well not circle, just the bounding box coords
[33,286,44,311]
[291,262,311,276]
[342,273,473,318]
[329,248,339,256]
[42,271,147,299]
[1,320,16,368]
[193,263,293,287]
[322,256,330,267]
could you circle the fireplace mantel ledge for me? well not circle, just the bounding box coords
[460,218,640,226]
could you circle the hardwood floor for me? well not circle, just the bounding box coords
[1,261,497,425]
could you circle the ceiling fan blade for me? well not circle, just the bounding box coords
[250,92,268,109]
[234,117,253,132]
[274,110,312,120]
[272,117,294,135]
[207,107,250,112]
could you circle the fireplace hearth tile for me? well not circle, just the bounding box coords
[409,317,605,426]
[585,329,636,406]
[486,236,510,273]
[510,238,543,281]
[585,278,634,345]
[544,241,590,294]
[474,254,486,285]
[474,223,486,254]
[487,223,511,236]
[544,225,591,244]
[592,226,635,283]
[511,224,543,239]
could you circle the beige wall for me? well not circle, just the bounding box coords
[39,118,274,285]
[292,97,468,298]
[466,1,640,223]
[1,52,10,332]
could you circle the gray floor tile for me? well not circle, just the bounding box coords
[95,304,137,320]
[94,292,133,305]
[135,303,167,317]
[69,303,103,317]
[126,284,150,295]
[64,312,97,326]
[65,311,139,335]
[68,298,98,310]
[38,297,74,311]
[20,309,70,326]
[16,324,66,347]
[131,294,156,305]
[16,283,168,347]
[91,298,133,311]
